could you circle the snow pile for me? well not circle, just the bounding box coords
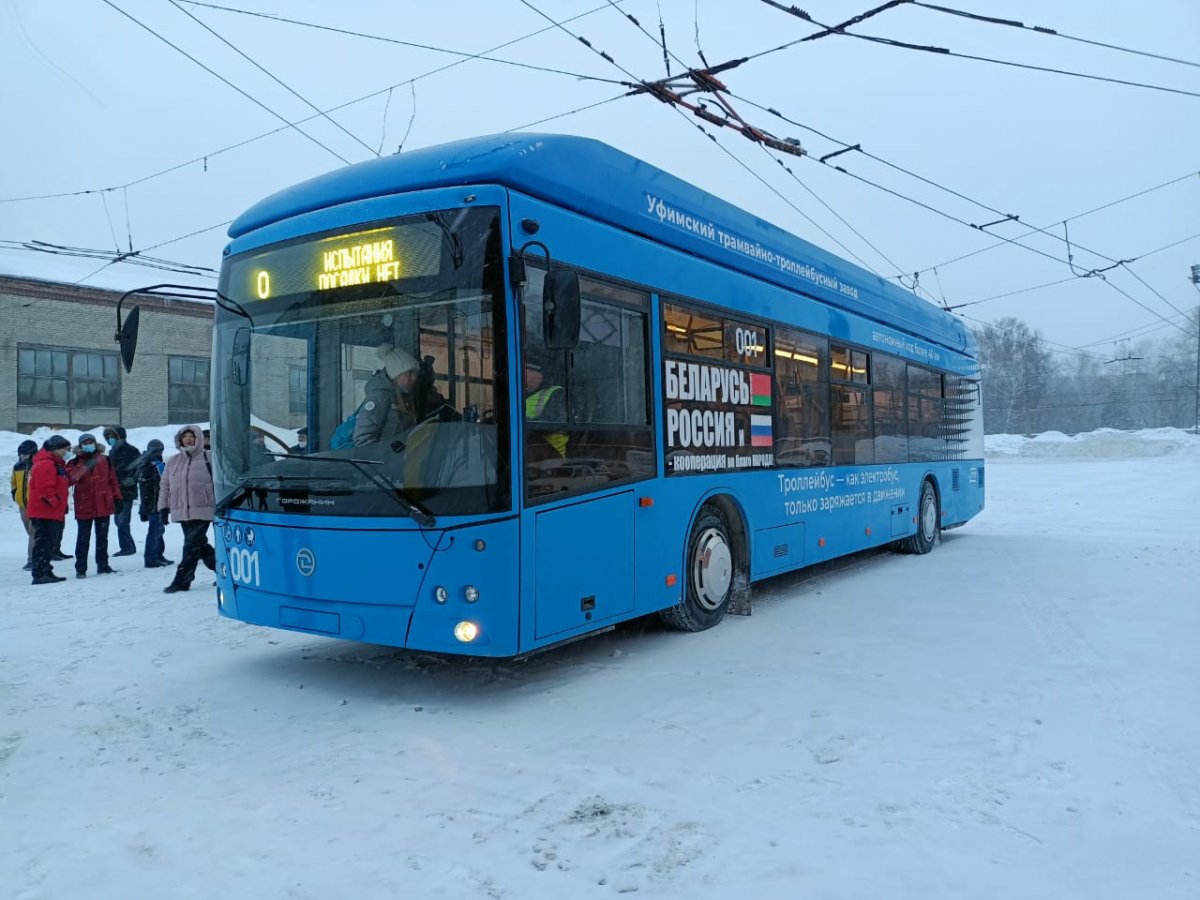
[985,426,1200,460]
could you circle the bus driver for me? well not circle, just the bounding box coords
[353,344,447,448]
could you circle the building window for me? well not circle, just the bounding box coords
[168,356,210,424]
[288,366,308,415]
[17,345,120,420]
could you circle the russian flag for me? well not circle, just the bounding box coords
[750,373,772,407]
[750,414,773,447]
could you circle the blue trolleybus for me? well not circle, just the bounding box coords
[193,133,983,656]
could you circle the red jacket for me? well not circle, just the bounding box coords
[26,449,70,522]
[67,451,122,520]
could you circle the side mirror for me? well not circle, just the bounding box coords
[231,327,251,386]
[114,284,222,374]
[542,269,580,350]
[115,306,141,374]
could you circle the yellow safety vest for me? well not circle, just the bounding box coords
[525,387,568,458]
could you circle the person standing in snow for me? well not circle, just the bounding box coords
[27,435,72,585]
[66,433,122,578]
[10,438,38,571]
[157,424,216,593]
[135,438,173,569]
[103,425,141,558]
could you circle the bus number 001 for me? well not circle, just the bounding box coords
[735,327,761,358]
[229,548,261,586]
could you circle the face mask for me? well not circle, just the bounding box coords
[106,438,116,447]
[80,443,96,453]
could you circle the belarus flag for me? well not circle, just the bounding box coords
[750,414,773,447]
[750,372,772,407]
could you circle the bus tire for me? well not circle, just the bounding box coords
[899,480,939,555]
[660,505,735,632]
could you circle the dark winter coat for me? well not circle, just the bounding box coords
[352,369,417,447]
[137,452,165,519]
[159,424,215,522]
[67,449,122,520]
[107,427,141,502]
[26,449,70,522]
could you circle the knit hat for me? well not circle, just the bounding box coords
[378,344,418,379]
[146,438,164,453]
[44,435,70,451]
[18,439,37,456]
[78,433,98,447]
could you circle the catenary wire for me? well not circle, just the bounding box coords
[169,0,379,158]
[753,0,1200,100]
[177,0,629,86]
[98,0,353,165]
[909,1,1200,71]
[0,2,630,205]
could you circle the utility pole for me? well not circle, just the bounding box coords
[1191,265,1200,434]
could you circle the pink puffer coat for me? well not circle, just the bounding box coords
[158,424,215,522]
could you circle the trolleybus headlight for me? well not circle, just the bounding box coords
[434,586,449,604]
[220,563,229,578]
[464,585,480,603]
[453,621,479,643]
[217,589,225,608]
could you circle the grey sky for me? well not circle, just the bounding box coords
[2,0,1197,355]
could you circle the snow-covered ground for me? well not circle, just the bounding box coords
[1,427,1197,900]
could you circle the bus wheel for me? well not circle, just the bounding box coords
[900,480,939,555]
[660,505,735,632]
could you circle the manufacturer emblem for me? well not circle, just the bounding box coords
[296,548,316,577]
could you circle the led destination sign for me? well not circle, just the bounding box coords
[225,222,442,302]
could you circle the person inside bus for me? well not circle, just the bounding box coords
[524,355,568,461]
[288,426,308,454]
[352,343,444,448]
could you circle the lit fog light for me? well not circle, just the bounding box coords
[464,585,480,603]
[217,589,225,608]
[434,586,448,604]
[453,621,479,643]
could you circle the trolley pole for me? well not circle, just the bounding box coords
[1191,265,1200,435]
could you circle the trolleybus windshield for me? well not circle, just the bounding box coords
[211,206,510,519]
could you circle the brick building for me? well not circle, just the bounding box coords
[0,275,214,434]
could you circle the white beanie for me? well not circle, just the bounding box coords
[378,344,417,378]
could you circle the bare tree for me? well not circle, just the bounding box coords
[974,318,1055,434]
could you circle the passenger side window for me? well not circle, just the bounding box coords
[773,328,830,467]
[522,270,654,502]
[830,344,874,465]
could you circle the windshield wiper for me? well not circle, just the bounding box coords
[270,452,437,527]
[216,472,357,513]
[216,479,269,515]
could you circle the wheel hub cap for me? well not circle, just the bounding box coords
[692,527,732,611]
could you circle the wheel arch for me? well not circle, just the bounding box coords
[922,471,942,513]
[688,489,751,574]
